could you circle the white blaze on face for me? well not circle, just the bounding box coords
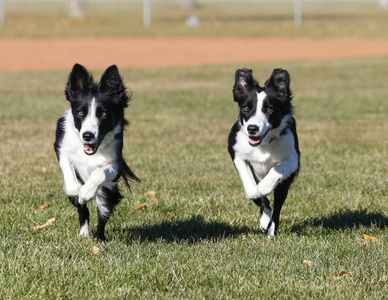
[244,91,271,137]
[80,98,99,143]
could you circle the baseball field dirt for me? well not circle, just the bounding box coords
[2,37,388,71]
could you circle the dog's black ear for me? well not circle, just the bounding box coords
[265,68,291,97]
[65,63,94,102]
[99,65,121,92]
[233,68,256,93]
[99,65,130,107]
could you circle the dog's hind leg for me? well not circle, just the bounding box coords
[94,186,122,242]
[68,196,90,237]
[253,197,272,230]
[268,175,295,237]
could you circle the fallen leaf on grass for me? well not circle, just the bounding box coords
[33,217,55,231]
[334,271,352,279]
[134,204,147,210]
[303,259,313,267]
[91,246,102,254]
[372,274,388,285]
[144,190,157,197]
[150,197,158,203]
[167,216,174,222]
[45,245,59,249]
[39,204,51,211]
[363,234,379,242]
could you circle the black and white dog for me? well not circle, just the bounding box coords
[54,64,140,241]
[228,68,300,237]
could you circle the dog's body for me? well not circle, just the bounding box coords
[54,64,139,241]
[228,68,300,237]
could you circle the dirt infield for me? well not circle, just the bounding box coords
[2,37,388,71]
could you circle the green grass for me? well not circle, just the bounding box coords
[0,2,387,297]
[0,57,387,298]
[1,1,388,39]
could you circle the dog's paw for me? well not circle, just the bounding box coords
[266,221,276,239]
[245,187,264,200]
[64,181,82,197]
[257,181,274,197]
[78,183,98,204]
[79,222,89,237]
[260,208,272,230]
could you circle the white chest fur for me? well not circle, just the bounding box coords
[59,109,120,183]
[233,127,297,181]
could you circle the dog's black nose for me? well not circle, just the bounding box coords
[247,125,259,135]
[82,132,95,142]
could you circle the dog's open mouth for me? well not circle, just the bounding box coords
[249,128,270,146]
[83,142,100,155]
[249,136,262,146]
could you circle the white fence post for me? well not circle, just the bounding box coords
[144,0,151,27]
[294,0,302,27]
[0,0,4,26]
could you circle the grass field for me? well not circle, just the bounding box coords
[1,1,388,39]
[0,57,387,299]
[0,1,387,299]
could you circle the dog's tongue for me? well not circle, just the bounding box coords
[249,136,261,145]
[84,143,97,154]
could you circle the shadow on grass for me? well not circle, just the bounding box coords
[290,209,388,234]
[117,215,257,244]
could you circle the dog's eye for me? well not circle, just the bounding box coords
[78,111,84,117]
[101,112,107,117]
[243,106,250,112]
[265,107,272,113]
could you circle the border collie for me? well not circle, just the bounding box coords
[54,64,140,241]
[228,68,300,238]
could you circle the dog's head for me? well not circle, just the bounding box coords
[65,63,131,155]
[233,68,293,146]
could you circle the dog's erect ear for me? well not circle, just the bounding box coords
[65,63,94,102]
[233,68,256,94]
[265,68,291,97]
[99,65,130,107]
[99,65,122,92]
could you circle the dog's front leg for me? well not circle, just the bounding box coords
[233,157,261,199]
[257,159,298,197]
[255,166,284,238]
[59,156,82,197]
[234,157,273,231]
[78,165,119,204]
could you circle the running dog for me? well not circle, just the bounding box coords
[54,64,140,241]
[228,68,300,237]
